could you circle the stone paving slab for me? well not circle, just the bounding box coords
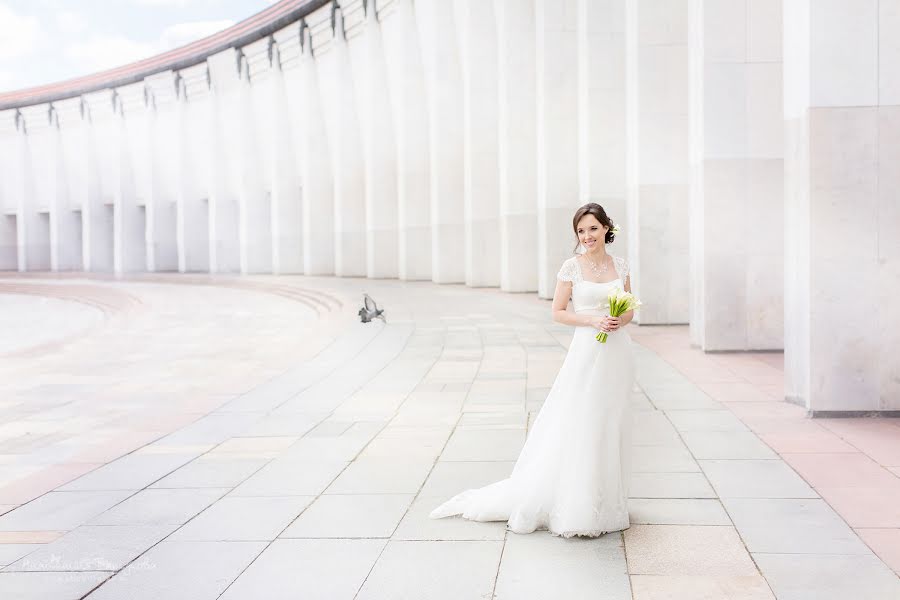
[0,276,897,600]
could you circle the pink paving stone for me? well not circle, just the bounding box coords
[0,463,103,505]
[721,401,806,420]
[759,426,859,454]
[855,528,900,576]
[699,382,777,403]
[816,419,900,467]
[818,482,900,528]
[781,453,898,489]
[0,531,65,543]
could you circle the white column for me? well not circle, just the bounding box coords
[784,0,900,414]
[578,0,629,259]
[319,9,366,278]
[536,0,580,299]
[111,94,144,274]
[173,77,208,273]
[381,0,431,281]
[207,52,241,274]
[456,0,500,287]
[269,46,302,275]
[49,107,82,271]
[79,96,113,273]
[353,6,398,279]
[293,27,334,276]
[625,0,691,323]
[688,0,783,351]
[236,57,271,274]
[494,0,538,292]
[16,108,51,271]
[416,0,465,284]
[143,73,180,273]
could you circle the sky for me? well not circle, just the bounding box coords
[0,0,278,93]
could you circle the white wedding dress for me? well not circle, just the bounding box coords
[429,255,635,537]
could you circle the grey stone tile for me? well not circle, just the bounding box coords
[666,409,751,432]
[625,524,758,576]
[722,498,872,554]
[494,531,631,600]
[356,540,503,600]
[6,525,173,572]
[632,445,700,472]
[219,539,386,600]
[629,473,717,499]
[682,431,778,460]
[169,496,314,541]
[155,414,262,446]
[325,458,433,495]
[699,460,818,498]
[150,456,268,489]
[629,498,731,526]
[0,491,132,531]
[89,488,227,526]
[0,544,41,567]
[753,553,900,600]
[59,453,198,491]
[440,429,525,462]
[393,495,507,541]
[420,461,515,497]
[282,494,412,538]
[643,384,722,410]
[85,540,265,600]
[230,459,347,496]
[0,571,110,600]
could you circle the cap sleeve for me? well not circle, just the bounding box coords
[613,256,630,283]
[556,257,579,283]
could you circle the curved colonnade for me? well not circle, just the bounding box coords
[0,0,898,413]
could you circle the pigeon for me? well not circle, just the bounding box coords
[358,293,386,323]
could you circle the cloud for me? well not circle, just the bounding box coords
[66,36,159,72]
[56,10,89,35]
[160,19,234,50]
[0,2,40,58]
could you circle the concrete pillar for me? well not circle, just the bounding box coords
[456,0,500,288]
[688,0,784,351]
[207,52,241,274]
[111,94,145,274]
[578,0,629,260]
[269,46,303,275]
[16,108,51,271]
[351,6,399,279]
[48,106,82,271]
[494,0,538,293]
[625,0,691,323]
[416,0,465,284]
[142,73,183,273]
[784,0,900,414]
[318,9,366,278]
[236,57,271,274]
[292,26,334,276]
[536,0,580,299]
[79,95,113,273]
[381,0,431,281]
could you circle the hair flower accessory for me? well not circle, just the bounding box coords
[611,225,621,234]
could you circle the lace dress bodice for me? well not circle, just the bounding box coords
[556,255,630,313]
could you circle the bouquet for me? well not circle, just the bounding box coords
[596,288,642,343]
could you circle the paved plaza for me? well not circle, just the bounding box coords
[0,274,898,600]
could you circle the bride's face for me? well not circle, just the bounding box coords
[576,214,608,250]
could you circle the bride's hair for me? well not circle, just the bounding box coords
[572,203,616,252]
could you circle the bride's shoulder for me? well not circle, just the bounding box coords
[556,255,581,283]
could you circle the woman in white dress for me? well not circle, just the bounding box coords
[429,203,636,538]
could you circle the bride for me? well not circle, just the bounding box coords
[429,202,636,538]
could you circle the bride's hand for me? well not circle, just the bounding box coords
[607,317,620,332]
[589,316,614,332]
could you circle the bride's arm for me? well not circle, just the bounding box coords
[551,280,610,331]
[616,275,635,327]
